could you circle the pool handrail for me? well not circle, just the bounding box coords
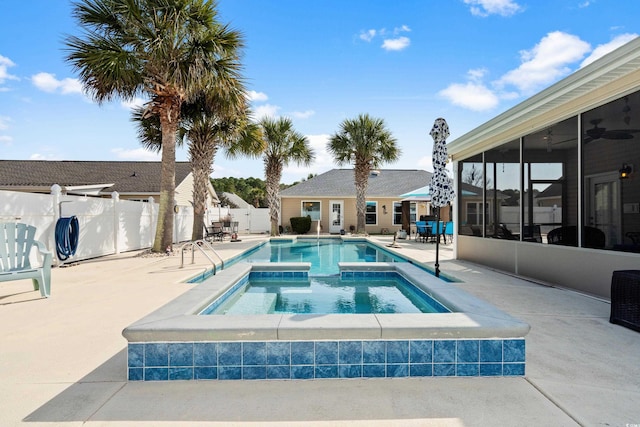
[180,240,224,273]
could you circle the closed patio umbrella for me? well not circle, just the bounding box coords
[429,118,455,277]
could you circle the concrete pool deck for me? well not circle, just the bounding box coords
[1,234,638,426]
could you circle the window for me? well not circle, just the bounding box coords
[392,201,416,225]
[366,201,377,225]
[458,154,483,236]
[485,139,520,239]
[301,201,321,221]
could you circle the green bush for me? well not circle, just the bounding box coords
[290,216,312,234]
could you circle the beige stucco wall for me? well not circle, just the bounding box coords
[281,197,432,235]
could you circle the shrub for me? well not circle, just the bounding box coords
[290,216,312,234]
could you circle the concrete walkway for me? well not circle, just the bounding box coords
[1,235,638,426]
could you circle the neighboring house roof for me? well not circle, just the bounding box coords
[280,169,433,198]
[0,160,192,196]
[536,182,562,200]
[221,191,251,209]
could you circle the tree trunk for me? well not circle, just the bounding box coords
[190,144,216,241]
[152,99,180,253]
[354,163,369,234]
[265,159,282,236]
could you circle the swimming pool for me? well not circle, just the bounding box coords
[200,271,451,315]
[123,243,530,380]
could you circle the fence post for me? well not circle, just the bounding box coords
[50,184,62,266]
[112,191,120,254]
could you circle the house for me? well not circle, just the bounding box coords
[0,160,219,208]
[447,36,640,299]
[279,169,438,235]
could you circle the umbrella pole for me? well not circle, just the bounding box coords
[435,206,440,277]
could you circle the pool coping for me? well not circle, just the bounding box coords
[122,262,530,342]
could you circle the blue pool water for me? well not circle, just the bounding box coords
[201,272,451,315]
[229,238,405,275]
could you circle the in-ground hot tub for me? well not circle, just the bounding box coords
[123,262,530,381]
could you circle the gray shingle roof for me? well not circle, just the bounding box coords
[0,160,192,194]
[280,169,433,198]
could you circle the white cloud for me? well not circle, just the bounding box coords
[253,103,280,120]
[290,110,315,119]
[29,153,59,160]
[111,147,161,161]
[359,26,410,50]
[382,36,411,51]
[0,115,10,130]
[359,29,376,42]
[32,72,83,95]
[580,33,639,68]
[0,135,12,144]
[464,0,522,17]
[247,90,268,102]
[497,31,591,94]
[0,55,18,86]
[439,81,499,111]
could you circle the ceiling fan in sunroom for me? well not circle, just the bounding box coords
[583,118,639,143]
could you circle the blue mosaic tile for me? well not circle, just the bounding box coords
[480,363,502,376]
[480,340,503,362]
[218,342,242,366]
[291,341,314,365]
[243,342,267,366]
[128,367,143,381]
[457,363,479,377]
[169,366,193,380]
[243,366,267,380]
[363,341,385,363]
[293,271,306,279]
[128,344,144,368]
[433,363,456,377]
[410,340,433,363]
[315,365,338,379]
[169,343,193,367]
[410,363,433,377]
[282,271,295,279]
[339,364,362,378]
[387,341,409,363]
[504,339,525,362]
[145,367,168,381]
[194,366,217,380]
[433,341,456,363]
[194,342,217,366]
[504,363,525,376]
[267,365,290,379]
[267,342,290,365]
[341,271,354,279]
[218,366,242,380]
[457,340,479,363]
[315,341,338,365]
[145,343,168,367]
[291,365,314,379]
[363,364,386,378]
[339,341,362,364]
[387,364,409,377]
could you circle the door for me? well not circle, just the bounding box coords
[588,172,620,247]
[329,200,344,233]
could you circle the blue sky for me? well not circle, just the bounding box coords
[1,0,639,184]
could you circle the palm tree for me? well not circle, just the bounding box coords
[258,117,314,236]
[328,114,400,234]
[65,0,244,252]
[133,93,263,241]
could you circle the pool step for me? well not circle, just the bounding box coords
[226,293,277,314]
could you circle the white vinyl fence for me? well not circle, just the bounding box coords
[0,186,193,265]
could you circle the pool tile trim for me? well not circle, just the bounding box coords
[128,338,525,380]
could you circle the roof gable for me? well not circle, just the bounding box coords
[281,169,433,198]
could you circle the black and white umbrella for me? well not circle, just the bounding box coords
[428,118,455,277]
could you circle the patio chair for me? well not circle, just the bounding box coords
[0,222,52,297]
[430,221,445,243]
[415,221,429,242]
[444,221,453,243]
[547,225,605,249]
[205,222,224,242]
